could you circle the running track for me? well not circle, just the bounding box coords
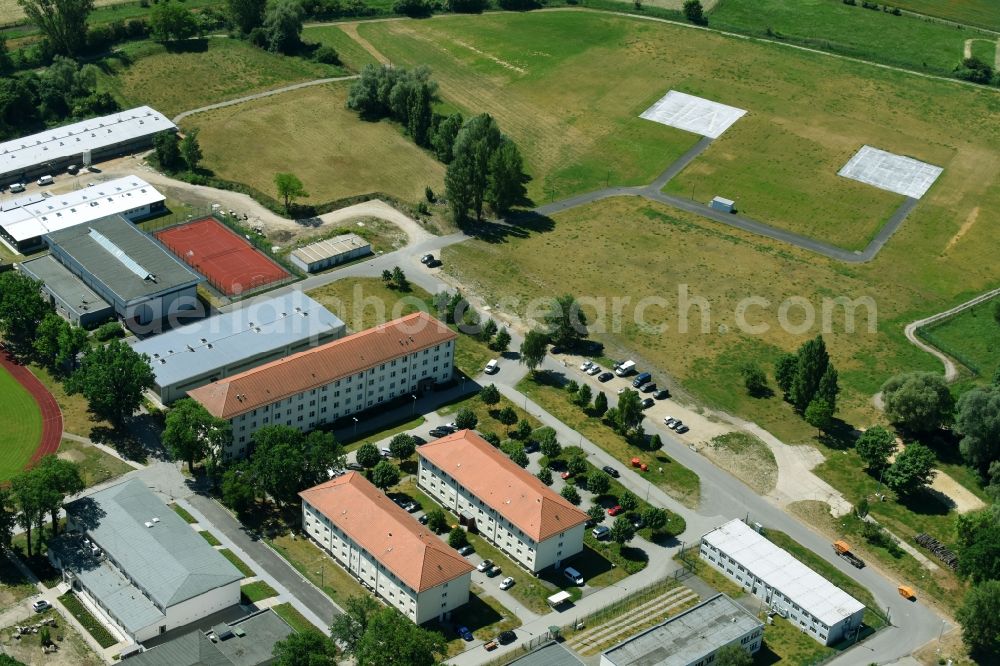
[0,346,63,466]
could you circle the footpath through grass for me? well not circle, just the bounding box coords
[0,364,43,481]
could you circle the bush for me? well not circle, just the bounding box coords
[94,321,124,341]
[497,0,540,9]
[394,0,433,16]
[447,0,488,12]
[313,44,341,64]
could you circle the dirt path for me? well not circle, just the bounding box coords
[336,23,390,64]
[172,75,359,124]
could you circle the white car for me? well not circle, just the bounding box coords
[579,360,592,371]
[31,600,51,613]
[9,182,25,193]
[477,559,494,573]
[485,359,500,374]
[499,576,515,590]
[587,365,601,376]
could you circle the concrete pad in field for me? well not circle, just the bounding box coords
[640,90,746,138]
[838,145,942,199]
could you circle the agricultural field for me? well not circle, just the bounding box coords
[306,25,382,72]
[0,364,42,481]
[100,37,342,119]
[917,297,1000,380]
[185,83,445,207]
[1,0,134,24]
[709,0,995,76]
[889,0,1000,31]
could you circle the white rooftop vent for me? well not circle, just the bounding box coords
[144,521,153,528]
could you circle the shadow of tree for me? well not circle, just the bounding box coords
[164,38,209,54]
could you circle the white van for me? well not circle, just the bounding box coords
[9,182,25,193]
[563,566,584,585]
[484,359,499,374]
[37,175,53,186]
[615,360,636,377]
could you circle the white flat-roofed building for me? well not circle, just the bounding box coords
[300,472,474,624]
[188,311,456,459]
[600,594,763,666]
[0,106,175,187]
[700,519,865,645]
[290,233,372,273]
[131,292,346,404]
[0,176,166,252]
[418,430,590,573]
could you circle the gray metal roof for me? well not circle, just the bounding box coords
[125,632,230,666]
[602,594,763,666]
[131,291,344,388]
[290,233,370,265]
[65,479,244,609]
[509,641,584,666]
[19,254,113,317]
[45,214,202,303]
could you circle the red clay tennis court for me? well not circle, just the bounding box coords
[156,217,290,296]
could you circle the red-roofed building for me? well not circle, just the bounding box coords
[300,472,474,624]
[418,430,589,573]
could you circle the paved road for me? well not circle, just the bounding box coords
[172,76,359,124]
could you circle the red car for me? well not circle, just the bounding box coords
[560,471,572,480]
[608,505,624,516]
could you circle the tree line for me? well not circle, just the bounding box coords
[0,455,84,560]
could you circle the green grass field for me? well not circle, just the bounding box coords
[186,82,445,206]
[306,25,382,73]
[917,297,1000,378]
[0,365,42,481]
[709,0,995,76]
[888,0,1000,31]
[56,438,133,488]
[101,37,342,119]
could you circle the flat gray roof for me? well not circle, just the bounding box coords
[45,214,202,303]
[602,594,763,666]
[66,479,243,609]
[124,632,229,666]
[131,291,344,387]
[509,641,584,666]
[291,233,370,265]
[20,254,112,317]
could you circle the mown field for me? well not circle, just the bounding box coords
[185,83,446,206]
[918,297,1000,379]
[0,365,42,481]
[888,0,1000,31]
[100,38,341,119]
[709,0,995,76]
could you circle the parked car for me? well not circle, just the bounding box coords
[641,398,655,409]
[524,441,539,453]
[560,471,572,480]
[654,389,670,400]
[563,566,584,585]
[640,382,657,393]
[444,423,458,431]
[426,258,442,268]
[31,600,51,613]
[37,175,53,186]
[418,514,429,524]
[592,525,611,540]
[457,545,474,556]
[670,420,684,431]
[663,416,677,427]
[487,565,502,577]
[9,182,25,193]
[587,365,601,376]
[420,253,435,264]
[675,424,690,434]
[497,630,516,644]
[411,435,427,445]
[631,515,645,529]
[380,447,392,458]
[485,639,499,651]
[429,428,450,437]
[67,164,79,175]
[499,576,515,590]
[602,465,620,478]
[458,626,474,641]
[598,372,613,382]
[485,359,500,374]
[608,505,624,516]
[477,559,494,572]
[404,501,419,513]
[580,360,593,371]
[632,372,652,388]
[346,462,364,471]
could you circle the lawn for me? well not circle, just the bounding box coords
[30,363,108,439]
[58,591,119,648]
[185,82,446,207]
[0,553,37,608]
[241,580,279,604]
[887,0,1000,31]
[101,37,342,119]
[917,296,1000,379]
[0,364,42,481]
[435,391,542,440]
[272,601,321,633]
[427,588,522,657]
[518,374,701,508]
[343,414,426,448]
[709,0,994,77]
[268,533,370,602]
[461,532,557,615]
[219,548,256,577]
[55,439,133,488]
[171,503,198,524]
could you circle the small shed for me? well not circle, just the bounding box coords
[290,233,372,273]
[710,196,735,213]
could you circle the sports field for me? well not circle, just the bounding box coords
[156,218,291,296]
[0,365,43,481]
[354,11,995,248]
[185,83,446,206]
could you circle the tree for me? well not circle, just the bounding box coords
[955,506,1000,583]
[0,35,11,75]
[774,353,797,400]
[371,460,400,491]
[497,406,518,434]
[163,399,231,472]
[641,506,668,532]
[817,365,839,411]
[682,0,707,25]
[884,442,936,496]
[355,442,381,469]
[485,139,526,216]
[388,433,416,461]
[954,56,995,84]
[33,313,66,370]
[560,484,581,505]
[790,336,830,413]
[544,295,588,350]
[855,426,896,473]
[228,0,266,33]
[714,644,753,666]
[742,362,769,397]
[180,129,203,171]
[446,113,503,220]
[33,455,83,538]
[451,408,478,432]
[153,131,183,171]
[957,580,1000,656]
[250,426,307,506]
[577,384,593,409]
[593,391,608,417]
[391,266,409,290]
[447,526,468,548]
[67,340,154,425]
[330,595,380,656]
[426,508,448,533]
[619,490,639,513]
[479,383,501,408]
[587,504,605,524]
[538,431,561,459]
[380,269,392,286]
[406,83,433,146]
[11,471,43,557]
[568,456,588,477]
[0,271,50,356]
[17,0,94,55]
[881,371,954,433]
[505,442,528,468]
[519,329,548,373]
[272,629,336,666]
[354,607,446,666]
[262,0,303,54]
[0,489,16,552]
[649,433,663,451]
[617,389,643,432]
[492,327,511,353]
[610,515,635,545]
[515,419,532,441]
[150,0,198,42]
[587,470,611,495]
[221,463,256,514]
[432,112,463,162]
[55,322,87,374]
[536,467,553,485]
[481,431,501,447]
[804,398,834,435]
[955,385,1000,473]
[274,172,307,213]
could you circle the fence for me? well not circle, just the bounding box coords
[916,324,983,377]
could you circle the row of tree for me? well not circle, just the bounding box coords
[0,456,84,559]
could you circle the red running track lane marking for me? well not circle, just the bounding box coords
[0,345,64,467]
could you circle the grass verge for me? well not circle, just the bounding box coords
[219,548,256,577]
[240,580,279,604]
[58,592,118,648]
[268,533,370,602]
[171,503,198,524]
[199,530,222,546]
[272,601,320,633]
